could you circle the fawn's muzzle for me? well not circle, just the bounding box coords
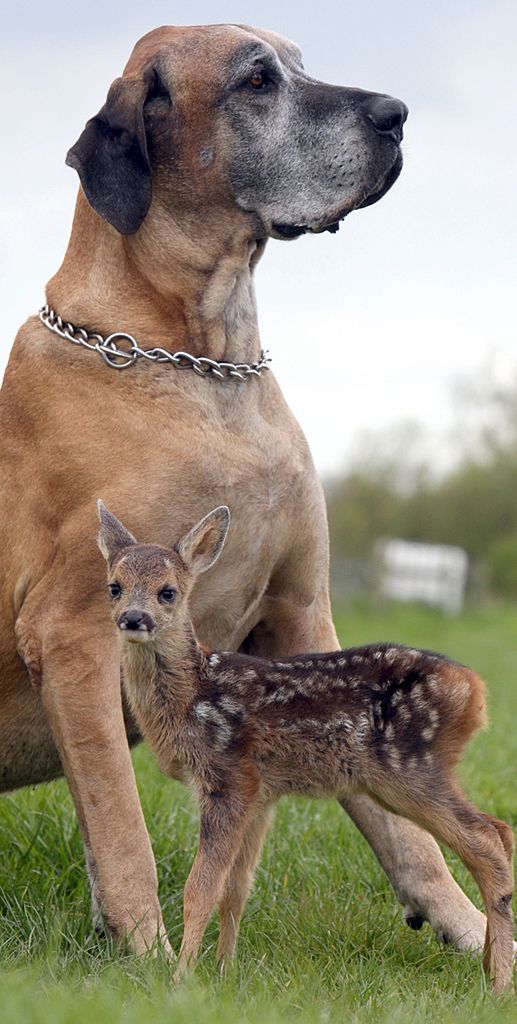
[118,610,156,635]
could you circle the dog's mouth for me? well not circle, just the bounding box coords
[271,151,403,240]
[357,150,404,210]
[271,222,309,240]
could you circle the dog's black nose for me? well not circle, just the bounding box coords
[119,610,150,632]
[366,96,408,142]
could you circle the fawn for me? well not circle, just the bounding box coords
[97,501,515,994]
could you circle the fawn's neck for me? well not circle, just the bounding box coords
[121,626,205,736]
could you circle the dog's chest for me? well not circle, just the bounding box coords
[160,389,309,527]
[161,399,312,648]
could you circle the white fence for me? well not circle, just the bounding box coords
[374,538,469,615]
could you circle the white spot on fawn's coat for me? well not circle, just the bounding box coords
[194,701,233,749]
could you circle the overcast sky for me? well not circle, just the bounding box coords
[1,0,516,475]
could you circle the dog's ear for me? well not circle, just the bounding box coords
[97,500,137,564]
[66,72,156,235]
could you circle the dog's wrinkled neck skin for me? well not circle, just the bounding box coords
[47,190,265,364]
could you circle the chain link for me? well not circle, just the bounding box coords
[38,305,271,382]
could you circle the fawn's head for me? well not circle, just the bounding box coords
[97,501,230,643]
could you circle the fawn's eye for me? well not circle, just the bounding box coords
[109,581,122,600]
[159,587,177,604]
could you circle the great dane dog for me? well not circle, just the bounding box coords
[1,24,488,955]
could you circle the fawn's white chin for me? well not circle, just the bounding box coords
[122,632,153,644]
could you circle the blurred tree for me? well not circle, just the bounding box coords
[325,369,517,598]
[488,534,517,599]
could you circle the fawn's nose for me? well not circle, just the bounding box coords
[118,609,155,633]
[365,96,408,143]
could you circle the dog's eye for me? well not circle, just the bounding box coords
[159,587,177,604]
[247,70,270,91]
[109,582,122,600]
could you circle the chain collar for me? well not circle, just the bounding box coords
[38,305,271,382]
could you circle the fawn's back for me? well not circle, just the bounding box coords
[181,643,487,801]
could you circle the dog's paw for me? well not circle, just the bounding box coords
[403,904,426,932]
[405,913,425,931]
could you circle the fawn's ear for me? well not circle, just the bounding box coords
[97,500,137,564]
[175,506,230,575]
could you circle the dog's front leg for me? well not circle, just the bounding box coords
[83,838,105,935]
[38,625,170,954]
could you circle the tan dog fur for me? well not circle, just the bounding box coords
[0,24,489,954]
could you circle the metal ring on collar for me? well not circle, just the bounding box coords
[99,333,139,369]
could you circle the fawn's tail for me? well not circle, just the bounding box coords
[436,661,487,766]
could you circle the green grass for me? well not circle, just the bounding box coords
[0,602,516,1023]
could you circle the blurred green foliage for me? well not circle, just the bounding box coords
[326,372,517,598]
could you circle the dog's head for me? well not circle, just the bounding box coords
[67,24,407,240]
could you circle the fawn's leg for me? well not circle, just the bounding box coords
[216,804,275,967]
[432,808,513,995]
[477,815,515,990]
[176,786,257,977]
[371,782,515,995]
